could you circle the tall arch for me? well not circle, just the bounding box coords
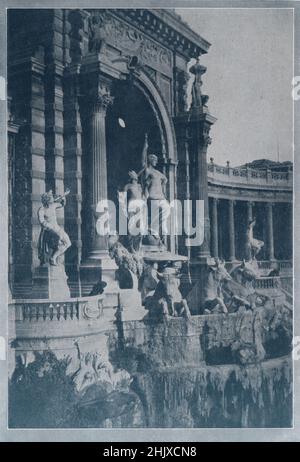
[132,70,177,164]
[132,70,178,253]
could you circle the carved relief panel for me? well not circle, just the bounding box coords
[88,10,173,77]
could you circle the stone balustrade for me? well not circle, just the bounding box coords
[257,260,293,272]
[9,295,117,340]
[14,300,82,322]
[207,162,292,189]
[254,276,281,290]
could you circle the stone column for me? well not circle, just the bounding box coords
[287,202,293,260]
[228,200,236,261]
[9,50,47,297]
[80,55,118,295]
[189,59,217,261]
[211,198,218,258]
[63,64,83,296]
[89,93,112,256]
[246,201,254,223]
[266,202,275,261]
[185,59,217,314]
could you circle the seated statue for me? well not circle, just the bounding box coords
[37,189,71,266]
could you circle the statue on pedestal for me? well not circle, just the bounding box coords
[146,263,191,320]
[203,258,232,314]
[139,134,168,201]
[246,219,264,260]
[37,189,71,266]
[88,13,107,54]
[138,134,169,246]
[120,170,145,252]
[189,58,207,110]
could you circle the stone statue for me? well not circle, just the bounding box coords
[138,134,169,244]
[203,258,232,314]
[139,134,168,200]
[139,261,159,304]
[88,14,106,54]
[223,260,271,313]
[37,189,71,266]
[146,263,191,320]
[246,219,264,260]
[189,58,207,109]
[120,170,145,252]
[108,234,144,289]
[123,170,144,202]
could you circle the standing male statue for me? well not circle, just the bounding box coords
[37,189,71,266]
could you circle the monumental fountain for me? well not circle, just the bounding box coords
[8,54,293,429]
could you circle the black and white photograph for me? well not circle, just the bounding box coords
[0,0,299,442]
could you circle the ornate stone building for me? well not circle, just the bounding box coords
[7,8,293,430]
[8,8,292,299]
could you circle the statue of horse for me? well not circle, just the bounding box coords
[203,259,232,314]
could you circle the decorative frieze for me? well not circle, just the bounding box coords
[87,10,173,76]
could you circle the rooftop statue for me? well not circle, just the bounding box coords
[37,189,71,266]
[189,58,207,110]
[88,13,107,54]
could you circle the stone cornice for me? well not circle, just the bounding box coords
[208,183,292,203]
[148,9,211,55]
[8,57,45,76]
[94,8,210,59]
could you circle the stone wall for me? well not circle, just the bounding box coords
[8,302,292,428]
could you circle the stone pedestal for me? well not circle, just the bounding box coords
[32,264,70,300]
[118,289,148,322]
[80,252,118,296]
[186,258,210,314]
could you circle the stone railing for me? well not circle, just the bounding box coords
[207,162,292,189]
[257,260,293,272]
[254,276,282,290]
[9,295,117,340]
[12,297,107,322]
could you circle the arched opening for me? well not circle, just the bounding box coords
[106,79,164,201]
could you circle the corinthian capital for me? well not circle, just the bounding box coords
[94,92,114,111]
[90,81,114,114]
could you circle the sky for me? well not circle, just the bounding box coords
[176,8,294,166]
